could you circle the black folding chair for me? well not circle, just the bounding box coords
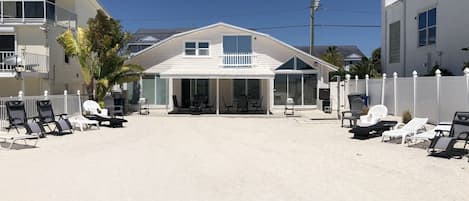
[428,112,469,159]
[5,101,28,134]
[36,100,73,135]
[342,97,365,128]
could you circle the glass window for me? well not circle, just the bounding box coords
[233,79,246,100]
[237,36,252,53]
[428,27,436,45]
[223,36,252,54]
[297,58,314,70]
[24,2,44,18]
[428,8,436,26]
[222,36,237,54]
[418,8,436,47]
[288,74,302,105]
[274,74,287,105]
[156,76,167,105]
[303,74,317,105]
[418,12,427,29]
[418,30,427,47]
[277,58,295,70]
[46,1,55,20]
[142,75,155,104]
[198,42,209,56]
[0,35,15,51]
[247,79,260,100]
[185,42,196,49]
[3,1,23,18]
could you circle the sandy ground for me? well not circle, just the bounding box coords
[0,114,468,201]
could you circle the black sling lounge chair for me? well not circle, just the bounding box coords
[349,120,398,139]
[36,100,73,135]
[5,101,28,134]
[428,112,469,159]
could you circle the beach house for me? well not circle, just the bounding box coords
[127,22,338,114]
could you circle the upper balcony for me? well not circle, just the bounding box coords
[0,0,77,29]
[0,51,49,76]
[220,53,256,68]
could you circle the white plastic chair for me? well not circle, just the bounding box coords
[359,105,388,126]
[382,118,428,144]
[83,100,109,117]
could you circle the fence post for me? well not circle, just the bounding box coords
[393,72,398,115]
[365,74,369,97]
[44,90,48,100]
[465,68,469,110]
[435,69,441,124]
[413,71,418,117]
[345,74,351,95]
[64,90,68,115]
[381,73,387,105]
[18,91,23,101]
[77,90,82,115]
[355,75,358,93]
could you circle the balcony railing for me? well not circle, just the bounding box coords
[0,0,77,29]
[220,53,256,68]
[0,51,49,73]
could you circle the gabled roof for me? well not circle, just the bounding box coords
[128,28,193,44]
[295,45,366,60]
[130,22,338,71]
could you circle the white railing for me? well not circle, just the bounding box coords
[220,53,255,68]
[0,90,87,132]
[0,51,15,71]
[0,51,48,73]
[0,0,77,29]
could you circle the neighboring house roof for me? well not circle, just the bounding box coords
[295,45,366,61]
[130,22,338,71]
[128,28,193,44]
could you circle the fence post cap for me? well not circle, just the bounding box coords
[345,74,351,80]
[382,73,387,78]
[393,72,398,78]
[18,91,23,96]
[355,75,359,79]
[365,74,369,79]
[64,90,68,95]
[435,69,442,77]
[412,71,418,77]
[77,90,81,95]
[464,68,469,75]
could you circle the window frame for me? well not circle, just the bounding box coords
[222,35,253,54]
[183,41,211,57]
[418,7,437,47]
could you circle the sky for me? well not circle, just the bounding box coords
[99,0,381,56]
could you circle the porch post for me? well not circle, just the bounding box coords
[268,78,274,116]
[216,78,220,115]
[168,78,173,111]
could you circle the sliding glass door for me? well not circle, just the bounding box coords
[141,75,168,105]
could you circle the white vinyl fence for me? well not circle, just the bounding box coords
[0,90,87,131]
[345,69,469,124]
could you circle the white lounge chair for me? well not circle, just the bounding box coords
[68,115,100,132]
[359,105,388,127]
[83,100,109,117]
[408,123,452,145]
[382,118,428,144]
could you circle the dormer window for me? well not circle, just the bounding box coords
[184,41,210,56]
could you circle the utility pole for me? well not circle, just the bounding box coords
[310,0,320,55]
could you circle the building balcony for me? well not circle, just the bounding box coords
[0,0,77,29]
[220,53,256,68]
[0,51,49,75]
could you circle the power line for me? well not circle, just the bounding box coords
[251,24,381,31]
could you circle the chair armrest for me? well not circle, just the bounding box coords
[342,111,351,116]
[456,131,469,140]
[393,123,405,130]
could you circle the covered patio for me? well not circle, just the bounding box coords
[160,68,274,115]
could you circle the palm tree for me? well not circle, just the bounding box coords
[320,46,344,68]
[349,57,380,79]
[371,48,381,73]
[57,27,143,101]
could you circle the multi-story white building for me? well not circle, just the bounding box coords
[382,0,469,76]
[0,0,106,96]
